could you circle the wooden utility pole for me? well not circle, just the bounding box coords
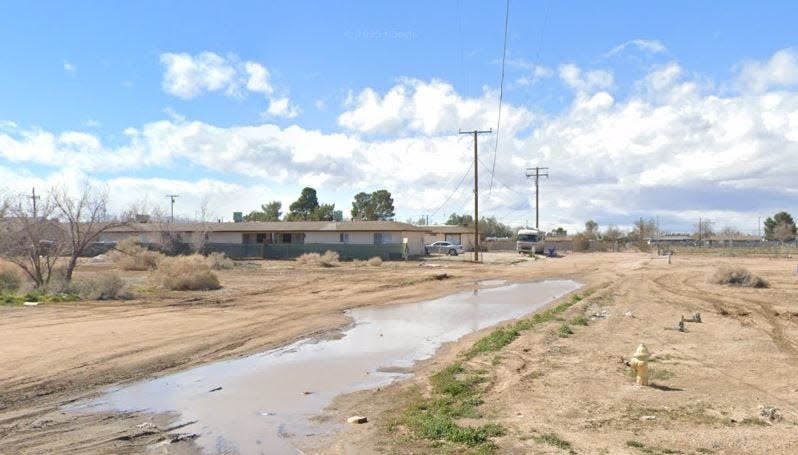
[166,194,180,223]
[29,187,41,219]
[459,129,492,262]
[525,167,548,229]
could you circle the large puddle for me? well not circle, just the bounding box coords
[75,279,581,454]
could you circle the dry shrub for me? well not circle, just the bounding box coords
[111,237,163,271]
[296,252,321,266]
[206,252,234,270]
[296,251,340,267]
[367,256,383,267]
[0,265,22,293]
[711,266,769,288]
[75,272,126,300]
[320,250,339,266]
[156,255,221,291]
[572,234,590,252]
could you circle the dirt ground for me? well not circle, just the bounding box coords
[1,251,798,454]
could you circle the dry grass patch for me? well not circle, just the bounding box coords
[155,255,221,291]
[110,238,163,271]
[206,252,234,270]
[710,266,768,288]
[367,256,383,266]
[74,272,126,300]
[296,251,340,267]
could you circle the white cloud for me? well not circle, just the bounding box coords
[160,52,238,99]
[63,61,76,74]
[605,39,667,57]
[84,119,101,128]
[5,49,798,231]
[558,64,614,93]
[266,97,300,119]
[244,62,273,95]
[160,51,297,118]
[736,48,798,93]
[337,78,534,136]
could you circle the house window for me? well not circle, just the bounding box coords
[374,233,391,245]
[282,233,292,244]
[243,233,253,244]
[340,233,350,243]
[256,233,270,244]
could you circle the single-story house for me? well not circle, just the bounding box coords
[423,225,476,251]
[98,221,430,259]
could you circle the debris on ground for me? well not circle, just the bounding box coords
[347,415,368,424]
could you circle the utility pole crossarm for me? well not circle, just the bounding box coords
[459,129,492,262]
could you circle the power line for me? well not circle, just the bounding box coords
[488,0,511,195]
[428,162,473,220]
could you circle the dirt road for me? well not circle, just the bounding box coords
[318,253,798,455]
[2,252,797,454]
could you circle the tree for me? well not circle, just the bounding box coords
[52,183,124,282]
[445,213,474,226]
[718,226,742,240]
[692,219,715,240]
[351,189,395,221]
[311,203,336,221]
[585,220,599,239]
[479,216,513,238]
[630,218,657,241]
[351,192,373,220]
[0,192,66,288]
[602,225,624,242]
[286,187,320,221]
[244,201,282,221]
[764,211,796,240]
[773,221,796,244]
[549,227,567,237]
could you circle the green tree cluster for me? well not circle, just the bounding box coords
[351,189,395,221]
[285,187,336,221]
[764,211,796,241]
[244,201,282,221]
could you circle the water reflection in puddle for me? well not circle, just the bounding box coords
[74,279,581,454]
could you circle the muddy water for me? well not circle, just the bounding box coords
[77,279,580,454]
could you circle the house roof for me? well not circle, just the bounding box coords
[103,220,428,233]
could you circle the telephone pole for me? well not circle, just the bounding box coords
[525,167,548,229]
[166,194,180,223]
[459,128,492,262]
[29,187,41,219]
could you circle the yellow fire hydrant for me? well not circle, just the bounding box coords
[630,344,650,386]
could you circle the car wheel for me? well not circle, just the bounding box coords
[448,249,457,256]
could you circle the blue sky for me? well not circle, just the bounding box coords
[1,1,797,233]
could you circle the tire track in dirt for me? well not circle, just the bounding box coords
[651,272,798,363]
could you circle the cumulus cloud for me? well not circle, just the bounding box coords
[5,49,798,231]
[337,78,534,136]
[736,48,798,92]
[266,97,300,119]
[604,39,667,57]
[558,64,614,93]
[63,61,76,74]
[160,52,238,99]
[244,61,273,95]
[160,51,295,116]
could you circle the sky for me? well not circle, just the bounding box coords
[1,0,798,234]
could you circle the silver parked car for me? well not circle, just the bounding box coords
[425,241,465,256]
